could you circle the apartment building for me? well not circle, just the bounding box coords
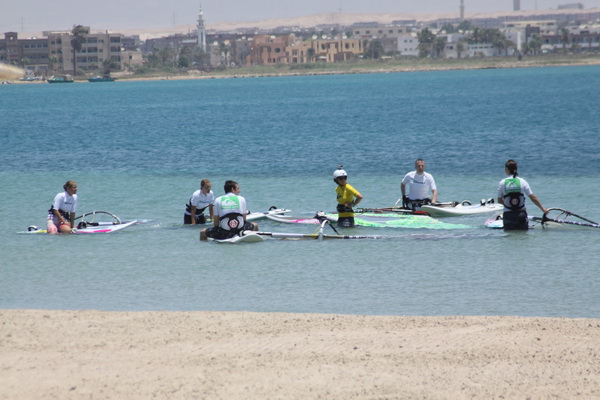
[353,25,410,38]
[46,28,124,74]
[246,34,295,65]
[397,34,419,56]
[1,28,138,75]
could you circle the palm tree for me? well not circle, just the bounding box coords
[433,37,447,58]
[456,42,466,59]
[48,56,59,74]
[306,48,315,63]
[70,25,87,76]
[528,36,542,55]
[560,28,571,53]
[101,58,118,77]
[417,28,436,58]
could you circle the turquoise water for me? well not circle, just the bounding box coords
[1,66,599,317]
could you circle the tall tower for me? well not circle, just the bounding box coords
[460,0,465,20]
[197,4,207,52]
[513,0,521,11]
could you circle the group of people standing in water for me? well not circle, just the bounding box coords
[333,158,547,231]
[48,158,547,237]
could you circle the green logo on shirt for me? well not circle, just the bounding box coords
[220,196,240,210]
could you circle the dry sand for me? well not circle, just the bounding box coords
[1,310,599,399]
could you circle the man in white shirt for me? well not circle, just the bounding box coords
[401,159,438,210]
[200,180,258,241]
[184,179,215,225]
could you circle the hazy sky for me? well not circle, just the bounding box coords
[3,0,600,32]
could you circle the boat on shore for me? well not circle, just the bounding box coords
[47,74,74,83]
[88,75,115,82]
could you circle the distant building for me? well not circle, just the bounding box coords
[513,0,521,12]
[557,3,584,10]
[144,33,198,54]
[397,34,419,56]
[246,34,295,65]
[467,43,495,57]
[292,38,363,63]
[197,5,207,52]
[352,25,410,38]
[503,20,558,36]
[0,28,140,75]
[46,27,125,74]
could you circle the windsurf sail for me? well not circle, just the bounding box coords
[354,213,470,229]
[258,217,388,240]
[533,208,600,229]
[268,211,470,229]
[355,207,429,216]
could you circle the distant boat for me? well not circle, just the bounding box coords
[88,76,115,82]
[47,75,74,83]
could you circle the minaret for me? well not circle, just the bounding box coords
[460,0,465,20]
[197,4,207,52]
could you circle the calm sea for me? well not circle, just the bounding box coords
[1,66,599,317]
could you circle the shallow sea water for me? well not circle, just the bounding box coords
[1,66,599,317]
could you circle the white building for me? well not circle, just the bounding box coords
[467,43,495,57]
[397,34,419,56]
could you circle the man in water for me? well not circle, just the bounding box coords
[401,159,438,210]
[184,179,214,225]
[200,180,258,241]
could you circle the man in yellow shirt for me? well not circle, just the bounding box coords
[334,167,363,227]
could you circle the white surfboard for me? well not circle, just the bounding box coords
[212,232,264,243]
[19,220,138,234]
[421,201,503,217]
[246,208,291,222]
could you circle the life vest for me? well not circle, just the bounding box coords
[336,203,353,214]
[185,199,207,216]
[47,205,71,221]
[219,213,245,234]
[503,178,526,211]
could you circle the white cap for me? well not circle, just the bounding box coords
[333,168,347,180]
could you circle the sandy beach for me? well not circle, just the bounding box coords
[1,310,598,399]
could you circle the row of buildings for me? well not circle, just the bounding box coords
[2,7,600,76]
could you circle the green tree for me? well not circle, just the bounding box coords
[560,28,571,53]
[528,35,542,55]
[364,39,384,59]
[440,23,456,34]
[158,47,176,68]
[70,25,87,75]
[457,20,473,32]
[433,36,447,58]
[417,28,436,58]
[48,56,59,74]
[179,46,193,68]
[101,58,118,77]
[456,41,466,59]
[193,47,210,69]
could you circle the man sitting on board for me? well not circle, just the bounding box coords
[200,180,258,241]
[401,159,438,211]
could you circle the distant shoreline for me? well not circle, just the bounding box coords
[9,55,600,84]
